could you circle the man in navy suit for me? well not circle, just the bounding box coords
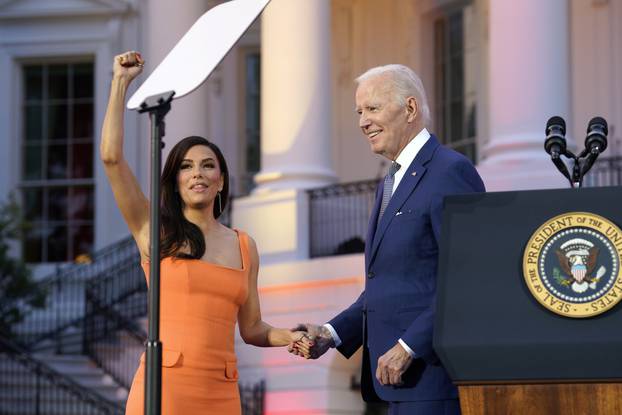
[290,64,485,414]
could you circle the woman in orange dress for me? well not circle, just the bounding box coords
[100,51,311,414]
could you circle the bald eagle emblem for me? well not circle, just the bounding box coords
[554,238,606,293]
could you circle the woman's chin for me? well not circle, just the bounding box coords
[184,200,211,211]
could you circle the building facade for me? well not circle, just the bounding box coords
[1,0,621,413]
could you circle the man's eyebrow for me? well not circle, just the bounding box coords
[354,103,379,111]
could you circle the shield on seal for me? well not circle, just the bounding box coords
[571,264,587,282]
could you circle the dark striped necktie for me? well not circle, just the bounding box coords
[377,161,401,224]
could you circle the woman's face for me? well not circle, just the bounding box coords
[176,145,223,212]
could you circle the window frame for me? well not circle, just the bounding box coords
[236,46,261,196]
[19,58,96,264]
[428,0,479,163]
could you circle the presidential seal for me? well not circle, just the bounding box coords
[523,212,622,318]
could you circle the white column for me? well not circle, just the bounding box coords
[145,0,211,156]
[254,0,335,191]
[477,0,569,190]
[233,0,335,264]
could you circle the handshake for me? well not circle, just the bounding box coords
[287,323,336,359]
[287,323,414,385]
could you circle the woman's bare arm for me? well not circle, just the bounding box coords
[237,236,309,347]
[100,52,150,259]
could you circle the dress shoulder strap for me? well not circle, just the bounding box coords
[235,229,250,270]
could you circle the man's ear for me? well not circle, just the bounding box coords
[406,96,418,123]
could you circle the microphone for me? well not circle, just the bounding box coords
[544,115,609,188]
[585,116,608,155]
[580,116,608,179]
[544,116,567,159]
[544,116,572,185]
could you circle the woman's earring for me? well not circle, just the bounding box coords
[217,191,223,214]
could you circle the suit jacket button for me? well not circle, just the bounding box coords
[368,272,375,279]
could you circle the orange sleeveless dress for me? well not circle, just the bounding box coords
[125,230,250,414]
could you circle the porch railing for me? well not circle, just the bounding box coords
[307,179,378,258]
[0,335,123,415]
[583,155,622,187]
[240,380,265,415]
[13,237,139,352]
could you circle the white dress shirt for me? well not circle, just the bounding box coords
[324,128,431,358]
[392,127,430,193]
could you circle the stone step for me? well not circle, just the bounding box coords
[0,376,127,403]
[0,397,122,415]
[1,353,128,404]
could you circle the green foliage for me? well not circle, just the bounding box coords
[552,267,571,286]
[0,194,46,336]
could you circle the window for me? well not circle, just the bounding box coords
[434,3,477,162]
[21,61,95,263]
[240,51,261,195]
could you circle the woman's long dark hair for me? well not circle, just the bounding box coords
[159,136,230,259]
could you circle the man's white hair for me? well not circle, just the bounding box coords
[355,64,431,126]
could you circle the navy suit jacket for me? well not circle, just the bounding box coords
[328,135,485,403]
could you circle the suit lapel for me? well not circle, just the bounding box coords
[365,181,383,271]
[368,135,440,266]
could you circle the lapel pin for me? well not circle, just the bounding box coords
[395,211,403,216]
[411,172,417,177]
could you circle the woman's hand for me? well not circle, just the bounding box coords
[113,51,144,83]
[288,330,314,358]
[288,323,334,359]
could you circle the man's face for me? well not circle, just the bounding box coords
[355,75,416,160]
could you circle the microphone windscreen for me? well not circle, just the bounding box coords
[546,116,566,135]
[587,116,608,135]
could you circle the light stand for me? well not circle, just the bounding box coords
[138,90,175,415]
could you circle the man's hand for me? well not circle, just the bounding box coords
[376,342,413,386]
[288,323,335,359]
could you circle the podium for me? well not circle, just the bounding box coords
[434,186,622,414]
